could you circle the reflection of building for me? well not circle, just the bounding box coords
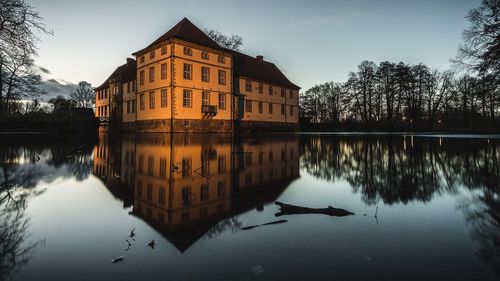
[92,134,299,252]
[94,18,300,132]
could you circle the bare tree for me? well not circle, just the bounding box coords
[0,0,51,116]
[69,81,95,108]
[204,29,243,51]
[454,0,500,77]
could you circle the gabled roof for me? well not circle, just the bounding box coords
[94,59,136,90]
[229,50,300,90]
[132,17,224,56]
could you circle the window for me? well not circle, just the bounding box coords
[218,55,225,64]
[201,51,209,60]
[131,100,136,112]
[202,91,210,106]
[140,56,144,63]
[161,89,167,108]
[289,90,293,99]
[140,93,145,110]
[139,71,144,85]
[161,46,167,55]
[149,67,155,83]
[149,51,155,59]
[126,100,130,113]
[181,187,191,206]
[281,104,285,115]
[183,63,192,80]
[183,47,192,56]
[201,67,210,82]
[258,101,263,113]
[269,103,273,114]
[138,155,144,173]
[290,105,293,115]
[218,93,226,110]
[132,81,136,92]
[161,63,167,80]
[269,151,274,162]
[269,85,273,95]
[218,70,226,85]
[149,91,155,109]
[258,83,263,93]
[183,89,192,107]
[245,80,252,92]
[281,87,285,97]
[127,82,130,93]
[245,100,252,112]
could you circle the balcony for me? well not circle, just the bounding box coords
[201,105,217,115]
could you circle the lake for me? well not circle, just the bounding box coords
[1,133,499,280]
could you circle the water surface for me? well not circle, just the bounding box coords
[1,133,499,280]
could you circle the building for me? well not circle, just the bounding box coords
[95,18,300,132]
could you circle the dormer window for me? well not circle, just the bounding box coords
[183,47,192,56]
[218,55,225,64]
[201,52,209,60]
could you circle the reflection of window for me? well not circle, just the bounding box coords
[218,156,226,173]
[138,155,144,173]
[259,170,263,183]
[159,158,167,178]
[201,154,210,176]
[245,153,252,166]
[181,211,190,222]
[146,183,153,201]
[269,151,273,162]
[137,180,143,197]
[182,187,191,206]
[147,156,154,176]
[159,186,165,205]
[259,152,264,164]
[217,181,225,197]
[269,103,273,114]
[200,184,209,201]
[245,173,252,185]
[200,207,208,217]
[281,149,286,161]
[182,158,191,177]
[281,104,285,115]
[217,203,225,213]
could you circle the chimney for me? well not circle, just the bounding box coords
[126,58,134,65]
[256,55,263,62]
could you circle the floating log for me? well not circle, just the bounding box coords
[275,201,354,217]
[111,256,125,263]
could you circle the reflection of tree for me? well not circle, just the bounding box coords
[206,217,242,238]
[0,200,41,281]
[301,135,500,273]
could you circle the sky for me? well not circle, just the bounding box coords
[28,0,480,90]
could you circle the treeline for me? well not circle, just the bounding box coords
[299,61,499,130]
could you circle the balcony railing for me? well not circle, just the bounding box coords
[201,105,217,115]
